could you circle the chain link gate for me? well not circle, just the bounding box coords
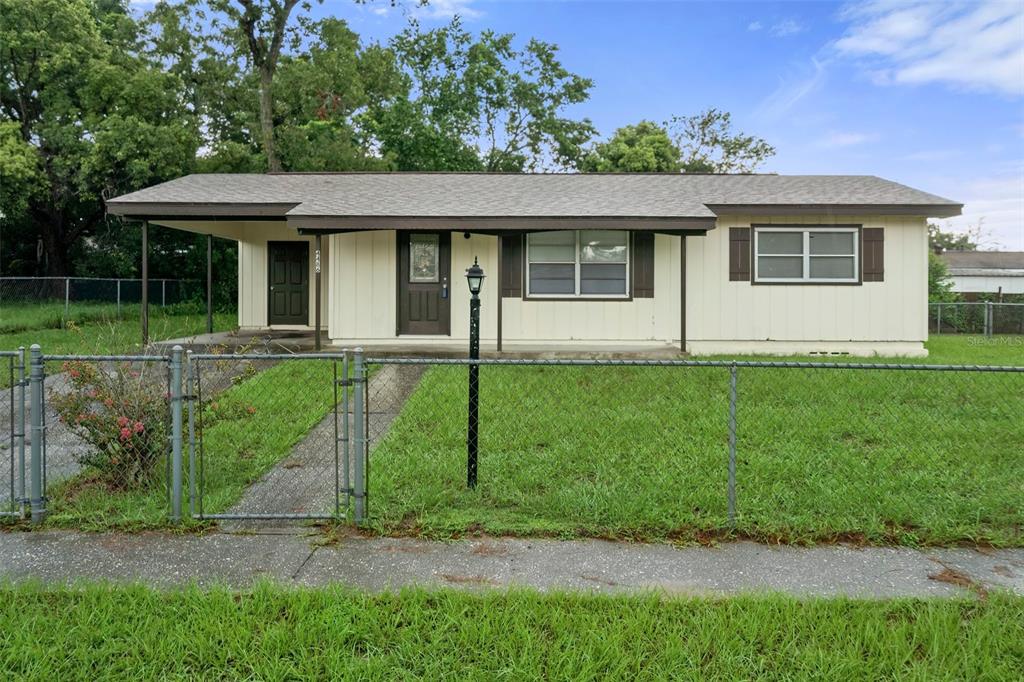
[188,351,367,522]
[1,350,26,519]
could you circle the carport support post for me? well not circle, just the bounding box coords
[206,234,213,334]
[28,344,46,524]
[352,348,365,524]
[314,233,322,351]
[170,345,184,522]
[141,220,149,347]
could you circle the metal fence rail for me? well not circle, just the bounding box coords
[930,301,1024,335]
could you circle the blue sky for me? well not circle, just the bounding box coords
[144,0,1014,248]
[308,0,1023,249]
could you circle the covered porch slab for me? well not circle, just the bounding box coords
[154,329,685,359]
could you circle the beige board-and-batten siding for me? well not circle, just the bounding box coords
[236,223,328,330]
[325,230,680,346]
[232,215,927,356]
[686,215,928,357]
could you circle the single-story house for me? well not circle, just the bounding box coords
[106,172,961,357]
[940,250,1024,300]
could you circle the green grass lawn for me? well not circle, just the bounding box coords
[1,583,1020,680]
[369,336,1024,545]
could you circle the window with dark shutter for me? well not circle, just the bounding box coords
[500,234,523,297]
[729,227,751,281]
[862,228,884,282]
[632,232,655,298]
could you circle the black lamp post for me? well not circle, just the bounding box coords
[465,257,485,488]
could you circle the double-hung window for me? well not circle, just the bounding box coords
[754,227,859,283]
[526,230,629,297]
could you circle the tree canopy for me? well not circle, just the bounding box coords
[0,0,774,284]
[582,110,775,174]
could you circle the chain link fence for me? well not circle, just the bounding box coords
[4,348,1023,546]
[364,357,1024,543]
[930,301,1024,335]
[0,277,199,332]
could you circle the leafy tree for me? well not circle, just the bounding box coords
[668,108,775,173]
[373,18,596,171]
[0,0,199,277]
[580,121,681,172]
[928,251,959,303]
[928,221,983,252]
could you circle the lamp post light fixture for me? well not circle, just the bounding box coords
[465,257,484,488]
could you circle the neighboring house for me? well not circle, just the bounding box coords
[106,173,961,357]
[940,251,1024,299]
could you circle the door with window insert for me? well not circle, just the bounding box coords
[397,232,451,335]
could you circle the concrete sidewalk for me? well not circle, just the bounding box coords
[1,530,1021,597]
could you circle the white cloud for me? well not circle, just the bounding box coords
[817,131,878,148]
[770,19,805,38]
[747,21,763,32]
[834,1,1024,97]
[412,0,482,20]
[941,171,1024,250]
[755,57,828,119]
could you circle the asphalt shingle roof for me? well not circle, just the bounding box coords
[106,173,961,219]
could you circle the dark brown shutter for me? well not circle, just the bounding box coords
[862,227,884,282]
[632,232,655,298]
[729,227,751,281]
[500,234,523,297]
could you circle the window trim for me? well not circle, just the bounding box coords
[752,225,861,285]
[525,230,631,300]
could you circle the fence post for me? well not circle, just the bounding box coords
[352,348,365,524]
[986,301,993,337]
[936,304,942,334]
[169,345,184,522]
[116,279,122,318]
[63,278,70,323]
[162,280,167,308]
[727,364,738,528]
[28,345,46,524]
[15,347,26,517]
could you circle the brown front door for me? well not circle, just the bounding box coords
[397,231,451,335]
[268,241,309,325]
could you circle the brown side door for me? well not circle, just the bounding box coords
[397,231,451,335]
[267,241,309,326]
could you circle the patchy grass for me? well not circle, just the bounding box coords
[42,358,338,531]
[0,308,235,356]
[0,583,1021,680]
[369,346,1023,545]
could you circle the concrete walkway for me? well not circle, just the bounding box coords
[1,530,1021,597]
[218,364,425,527]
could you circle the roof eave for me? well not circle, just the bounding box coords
[284,215,717,232]
[704,203,963,218]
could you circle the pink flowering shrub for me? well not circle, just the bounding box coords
[50,360,169,489]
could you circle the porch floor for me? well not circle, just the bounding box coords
[155,329,685,359]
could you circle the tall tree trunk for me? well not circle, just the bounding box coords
[258,67,280,172]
